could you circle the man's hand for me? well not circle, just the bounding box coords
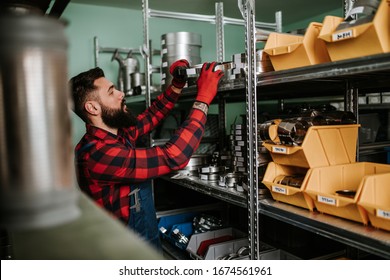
[195,62,224,106]
[169,59,190,89]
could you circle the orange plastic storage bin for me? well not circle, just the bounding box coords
[262,162,314,210]
[318,0,390,61]
[358,173,390,231]
[304,162,390,223]
[262,124,360,168]
[263,22,331,70]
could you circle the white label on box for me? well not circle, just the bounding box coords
[332,30,353,41]
[161,48,168,54]
[162,61,168,68]
[377,209,390,220]
[317,195,336,205]
[272,146,287,154]
[272,185,287,195]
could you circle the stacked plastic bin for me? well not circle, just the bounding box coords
[304,162,390,225]
[263,21,331,70]
[261,119,390,231]
[318,0,390,62]
[263,0,390,70]
[262,124,360,211]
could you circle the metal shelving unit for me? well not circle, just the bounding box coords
[244,0,390,260]
[142,0,390,260]
[212,53,390,259]
[141,0,281,260]
[161,51,390,261]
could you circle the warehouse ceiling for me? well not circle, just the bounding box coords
[70,0,343,26]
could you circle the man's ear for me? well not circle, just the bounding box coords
[84,101,100,116]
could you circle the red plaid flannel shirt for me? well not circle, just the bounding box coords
[75,87,206,224]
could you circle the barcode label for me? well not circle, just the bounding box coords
[272,146,287,154]
[272,185,287,195]
[318,195,336,205]
[377,209,390,220]
[332,30,353,41]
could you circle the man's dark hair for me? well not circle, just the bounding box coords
[69,67,105,123]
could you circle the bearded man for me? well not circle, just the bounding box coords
[70,60,223,250]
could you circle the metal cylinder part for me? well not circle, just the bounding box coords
[161,32,202,91]
[123,56,139,95]
[181,62,235,84]
[258,119,281,144]
[273,175,304,188]
[256,50,274,73]
[323,111,357,125]
[0,12,80,229]
[131,72,145,88]
[277,118,310,145]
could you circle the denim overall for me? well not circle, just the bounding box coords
[128,180,161,251]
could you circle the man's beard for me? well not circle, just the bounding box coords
[100,102,137,129]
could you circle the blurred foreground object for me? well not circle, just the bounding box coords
[0,6,80,229]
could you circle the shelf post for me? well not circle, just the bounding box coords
[215,2,225,62]
[243,0,260,260]
[142,0,151,108]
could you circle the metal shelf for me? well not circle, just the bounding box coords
[161,175,247,208]
[258,52,390,86]
[259,198,390,259]
[172,53,390,102]
[156,53,390,260]
[242,0,390,256]
[360,103,390,110]
[144,0,390,260]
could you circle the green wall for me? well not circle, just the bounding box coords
[283,8,343,32]
[62,3,246,82]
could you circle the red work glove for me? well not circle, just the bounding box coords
[169,59,190,89]
[195,62,224,106]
